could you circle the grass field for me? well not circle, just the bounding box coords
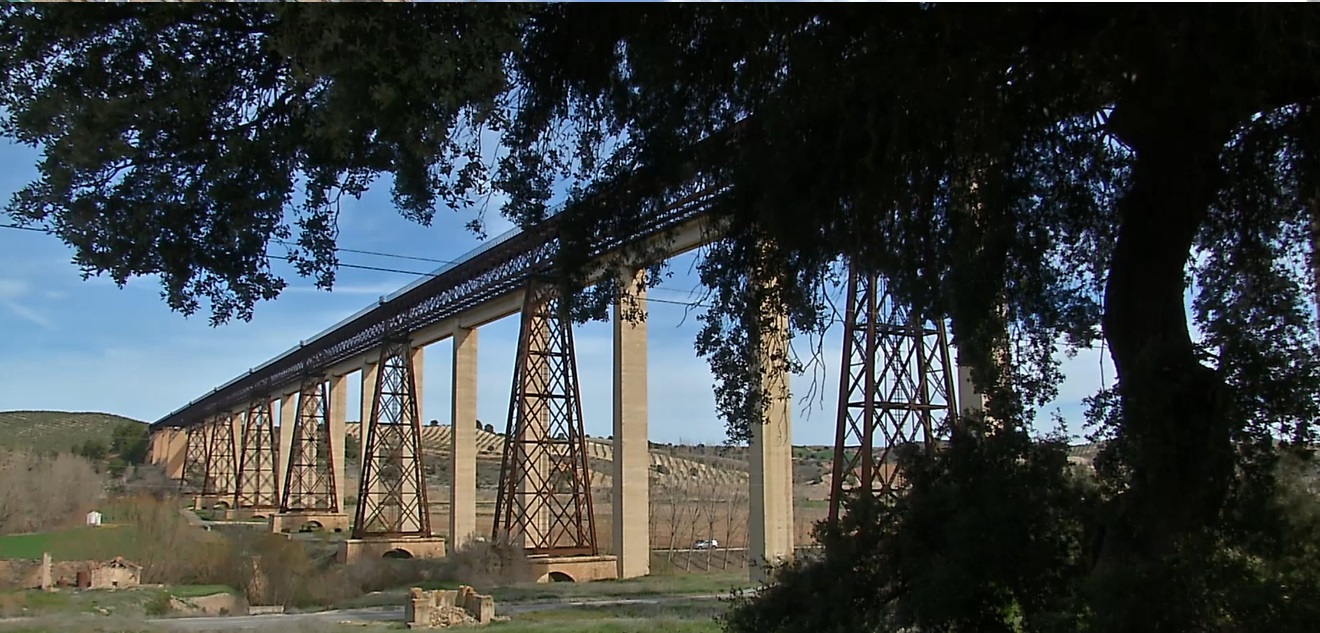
[0,411,144,454]
[0,526,140,561]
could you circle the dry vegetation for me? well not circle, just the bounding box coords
[0,449,102,535]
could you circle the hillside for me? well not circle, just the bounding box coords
[0,410,146,454]
[344,423,754,490]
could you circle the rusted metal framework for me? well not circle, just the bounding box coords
[234,401,279,511]
[493,279,598,556]
[828,267,958,523]
[281,375,339,513]
[204,415,237,503]
[352,337,431,538]
[179,423,210,493]
[152,185,723,432]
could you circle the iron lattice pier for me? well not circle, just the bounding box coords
[204,415,237,502]
[179,423,210,494]
[353,338,431,538]
[281,375,339,513]
[493,279,599,557]
[828,267,958,523]
[235,401,280,511]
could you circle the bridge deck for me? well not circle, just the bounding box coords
[153,186,723,429]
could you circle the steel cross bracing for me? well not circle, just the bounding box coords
[353,337,431,538]
[179,423,210,494]
[492,279,599,557]
[281,375,339,513]
[153,185,724,432]
[205,415,238,501]
[827,267,958,524]
[234,401,280,510]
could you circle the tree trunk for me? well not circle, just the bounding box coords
[1100,107,1236,564]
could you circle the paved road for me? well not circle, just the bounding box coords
[149,594,724,631]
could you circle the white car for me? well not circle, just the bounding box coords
[692,539,719,550]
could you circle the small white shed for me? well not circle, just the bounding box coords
[85,511,103,527]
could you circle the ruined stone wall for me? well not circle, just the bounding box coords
[405,585,495,628]
[0,559,93,590]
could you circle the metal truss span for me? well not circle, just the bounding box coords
[492,279,599,557]
[153,185,724,432]
[828,267,958,523]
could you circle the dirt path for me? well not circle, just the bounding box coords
[148,594,725,631]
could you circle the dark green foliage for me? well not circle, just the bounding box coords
[344,433,359,463]
[723,423,1093,633]
[0,4,528,324]
[110,422,149,465]
[144,590,172,616]
[75,438,108,461]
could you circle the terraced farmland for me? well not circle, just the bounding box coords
[344,423,750,490]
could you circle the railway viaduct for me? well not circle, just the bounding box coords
[147,184,984,583]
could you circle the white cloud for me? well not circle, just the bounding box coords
[0,278,54,330]
[2,300,53,330]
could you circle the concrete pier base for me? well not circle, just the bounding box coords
[222,508,277,521]
[521,555,619,584]
[337,536,448,564]
[269,512,351,534]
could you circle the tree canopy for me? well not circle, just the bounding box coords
[4,4,1320,631]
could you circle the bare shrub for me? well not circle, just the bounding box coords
[99,495,233,585]
[429,539,527,588]
[215,531,314,607]
[282,541,527,609]
[0,449,103,534]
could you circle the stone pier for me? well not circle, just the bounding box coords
[450,326,478,552]
[277,392,297,499]
[748,300,794,583]
[612,267,650,579]
[328,374,348,512]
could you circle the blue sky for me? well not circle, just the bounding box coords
[0,138,1113,445]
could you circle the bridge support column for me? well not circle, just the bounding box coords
[748,275,794,584]
[329,374,348,513]
[827,268,956,525]
[450,326,478,553]
[278,393,297,500]
[149,428,188,481]
[233,400,279,518]
[612,267,649,579]
[360,361,378,464]
[179,425,210,495]
[203,414,239,510]
[274,375,349,535]
[957,364,987,419]
[493,279,604,572]
[412,346,426,425]
[343,336,444,563]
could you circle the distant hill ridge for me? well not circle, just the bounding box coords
[0,410,145,453]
